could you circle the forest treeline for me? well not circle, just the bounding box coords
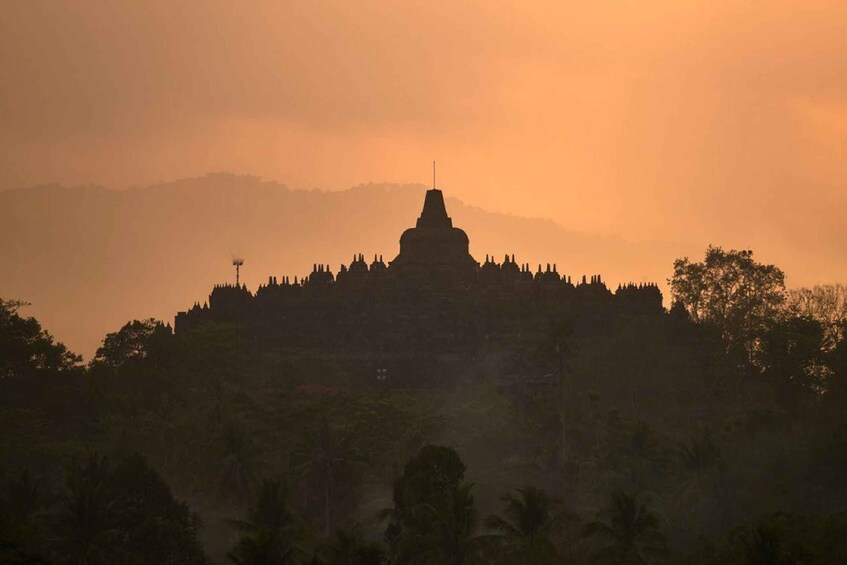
[2,246,847,563]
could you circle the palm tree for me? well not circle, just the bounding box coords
[0,469,47,560]
[679,433,720,474]
[319,524,385,565]
[297,419,363,535]
[228,477,302,565]
[52,453,121,564]
[2,469,42,522]
[736,514,805,565]
[219,424,261,508]
[394,482,483,565]
[484,486,570,564]
[583,490,666,565]
[744,525,788,565]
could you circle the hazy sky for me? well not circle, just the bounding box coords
[3,1,847,285]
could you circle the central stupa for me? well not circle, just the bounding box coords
[389,189,478,277]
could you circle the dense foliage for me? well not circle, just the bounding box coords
[2,247,847,563]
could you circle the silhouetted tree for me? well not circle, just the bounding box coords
[678,432,721,474]
[823,321,847,411]
[484,486,569,565]
[92,318,170,370]
[0,298,81,380]
[296,418,363,535]
[785,284,847,350]
[0,469,47,563]
[393,482,481,565]
[385,445,466,547]
[108,453,206,563]
[583,490,666,564]
[318,524,385,565]
[757,316,827,411]
[723,513,821,565]
[53,452,205,564]
[52,453,118,563]
[218,424,261,508]
[228,477,301,565]
[669,247,785,354]
[383,446,484,564]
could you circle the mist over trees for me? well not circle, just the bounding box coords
[2,246,847,563]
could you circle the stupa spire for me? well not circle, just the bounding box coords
[416,189,453,228]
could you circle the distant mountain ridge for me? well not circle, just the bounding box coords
[1,174,678,358]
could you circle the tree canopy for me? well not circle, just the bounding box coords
[0,299,81,380]
[669,246,785,350]
[92,318,171,370]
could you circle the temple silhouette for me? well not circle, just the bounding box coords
[176,189,662,384]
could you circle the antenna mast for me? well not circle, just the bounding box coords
[232,257,244,286]
[432,160,436,189]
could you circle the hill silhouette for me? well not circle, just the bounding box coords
[1,173,679,358]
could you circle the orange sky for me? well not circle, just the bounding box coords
[3,1,847,288]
